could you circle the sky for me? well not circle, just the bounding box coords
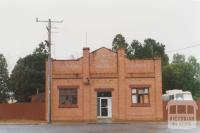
[0,0,200,73]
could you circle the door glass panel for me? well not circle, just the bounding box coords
[101,99,107,107]
[101,108,108,116]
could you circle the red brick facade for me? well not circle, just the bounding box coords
[45,47,163,122]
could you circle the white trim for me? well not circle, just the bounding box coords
[97,97,112,118]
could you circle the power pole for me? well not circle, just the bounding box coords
[36,18,63,123]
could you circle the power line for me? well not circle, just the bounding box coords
[166,44,200,53]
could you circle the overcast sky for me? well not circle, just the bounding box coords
[0,0,200,73]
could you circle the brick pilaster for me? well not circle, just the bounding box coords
[154,58,163,120]
[82,47,91,121]
[117,48,126,120]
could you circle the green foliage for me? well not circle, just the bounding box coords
[111,34,200,99]
[9,42,48,102]
[0,54,9,103]
[112,34,169,65]
[172,53,185,64]
[127,38,169,65]
[112,34,128,53]
[163,54,200,99]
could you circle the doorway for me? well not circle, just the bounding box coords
[97,91,112,118]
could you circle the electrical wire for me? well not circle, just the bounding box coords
[166,44,200,53]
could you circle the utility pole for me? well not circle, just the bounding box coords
[36,18,63,123]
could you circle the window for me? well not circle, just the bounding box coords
[131,87,150,106]
[59,88,78,108]
[176,93,184,100]
[97,92,112,97]
[169,95,174,100]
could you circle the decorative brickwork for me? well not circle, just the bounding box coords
[46,47,163,122]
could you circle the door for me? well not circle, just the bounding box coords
[97,97,112,118]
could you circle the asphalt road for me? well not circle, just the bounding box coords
[0,122,200,133]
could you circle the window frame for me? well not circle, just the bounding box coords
[130,85,151,107]
[58,86,79,108]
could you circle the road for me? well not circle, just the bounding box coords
[0,122,200,133]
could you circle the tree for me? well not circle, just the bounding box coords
[112,35,169,65]
[172,53,185,64]
[127,40,142,59]
[130,38,169,65]
[0,54,9,103]
[9,42,48,102]
[111,34,200,99]
[112,34,128,53]
[163,55,200,99]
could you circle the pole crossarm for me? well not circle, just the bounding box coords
[36,18,63,23]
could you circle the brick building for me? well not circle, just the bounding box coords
[45,47,163,122]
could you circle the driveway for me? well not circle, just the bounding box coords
[0,122,200,133]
